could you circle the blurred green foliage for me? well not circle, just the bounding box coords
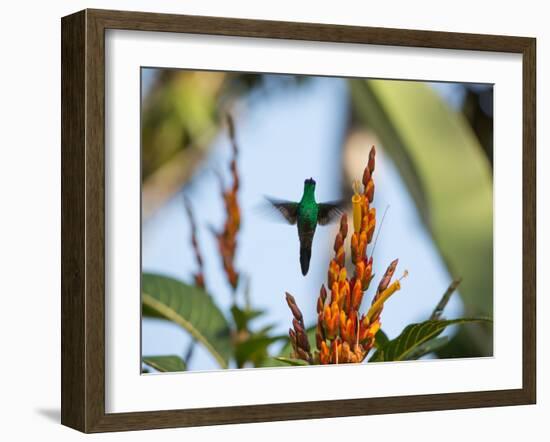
[142,70,225,179]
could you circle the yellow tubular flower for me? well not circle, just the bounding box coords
[366,280,401,322]
[366,270,408,323]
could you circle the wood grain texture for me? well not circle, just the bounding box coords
[85,9,107,433]
[61,10,86,431]
[88,8,533,52]
[60,8,537,433]
[522,38,536,404]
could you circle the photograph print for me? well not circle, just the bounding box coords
[140,68,494,373]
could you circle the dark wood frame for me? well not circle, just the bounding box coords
[61,8,536,433]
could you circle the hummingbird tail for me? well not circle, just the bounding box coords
[300,245,312,276]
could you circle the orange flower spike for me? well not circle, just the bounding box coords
[329,342,335,364]
[344,312,354,343]
[331,339,341,364]
[330,280,340,304]
[344,280,352,312]
[361,213,369,232]
[354,344,365,362]
[330,300,339,319]
[285,292,303,322]
[369,145,376,169]
[339,310,348,340]
[336,248,345,268]
[347,319,356,345]
[293,319,310,352]
[288,328,297,354]
[323,303,339,340]
[323,304,332,328]
[367,227,375,244]
[367,208,376,243]
[333,258,341,274]
[351,233,359,264]
[362,258,374,290]
[320,341,330,364]
[352,180,363,233]
[327,260,337,289]
[362,146,376,203]
[351,278,363,311]
[358,323,369,342]
[317,284,327,314]
[374,259,399,302]
[347,313,355,338]
[366,146,376,175]
[338,281,349,310]
[340,213,348,239]
[285,292,312,363]
[289,145,406,365]
[368,320,381,338]
[333,232,344,254]
[365,180,375,204]
[355,259,365,281]
[350,311,358,337]
[362,193,369,211]
[334,216,348,267]
[331,306,340,335]
[359,231,368,258]
[338,267,347,283]
[316,321,325,350]
[341,342,352,363]
[362,163,372,189]
[360,313,369,328]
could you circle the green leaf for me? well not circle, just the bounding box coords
[370,318,491,362]
[142,273,232,368]
[142,355,187,372]
[350,79,494,354]
[273,357,309,366]
[235,335,286,368]
[374,329,389,349]
[405,337,449,360]
[230,305,264,332]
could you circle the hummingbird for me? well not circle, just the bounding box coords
[265,178,345,276]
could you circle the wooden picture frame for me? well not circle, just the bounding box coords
[61,8,536,433]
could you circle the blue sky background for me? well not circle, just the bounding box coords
[141,70,474,371]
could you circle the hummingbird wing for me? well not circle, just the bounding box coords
[264,197,299,225]
[317,201,347,225]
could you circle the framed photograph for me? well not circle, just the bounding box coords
[61,9,536,433]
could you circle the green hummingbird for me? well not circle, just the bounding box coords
[266,178,345,276]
